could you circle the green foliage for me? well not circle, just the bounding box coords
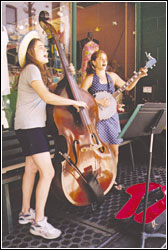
[3,78,18,129]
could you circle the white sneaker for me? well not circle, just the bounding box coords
[30,217,62,239]
[18,208,35,224]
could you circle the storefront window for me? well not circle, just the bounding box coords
[6,5,17,34]
[2,2,137,130]
[2,2,72,129]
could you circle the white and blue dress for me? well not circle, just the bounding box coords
[88,73,123,145]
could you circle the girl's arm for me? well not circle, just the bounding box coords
[30,80,87,109]
[108,68,148,91]
[80,74,93,91]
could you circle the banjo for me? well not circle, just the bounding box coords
[94,52,157,120]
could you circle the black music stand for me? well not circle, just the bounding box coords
[118,102,166,248]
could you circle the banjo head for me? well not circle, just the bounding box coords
[94,91,117,120]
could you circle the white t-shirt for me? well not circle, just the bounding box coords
[14,64,46,129]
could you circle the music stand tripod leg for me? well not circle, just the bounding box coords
[141,110,166,248]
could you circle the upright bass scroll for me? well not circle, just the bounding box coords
[39,11,117,206]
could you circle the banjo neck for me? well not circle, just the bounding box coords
[112,70,143,99]
[112,52,157,99]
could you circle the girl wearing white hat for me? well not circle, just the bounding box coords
[14,31,87,239]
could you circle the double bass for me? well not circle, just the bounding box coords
[39,11,116,206]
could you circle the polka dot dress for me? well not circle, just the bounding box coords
[88,73,123,145]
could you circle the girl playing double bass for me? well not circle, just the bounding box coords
[14,31,87,239]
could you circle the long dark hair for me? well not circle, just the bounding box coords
[24,38,52,86]
[86,50,108,75]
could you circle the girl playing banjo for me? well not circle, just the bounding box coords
[81,50,148,190]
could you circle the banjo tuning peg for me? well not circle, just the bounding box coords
[145,51,152,60]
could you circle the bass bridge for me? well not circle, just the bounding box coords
[81,144,102,152]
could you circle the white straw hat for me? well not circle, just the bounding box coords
[18,30,39,68]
